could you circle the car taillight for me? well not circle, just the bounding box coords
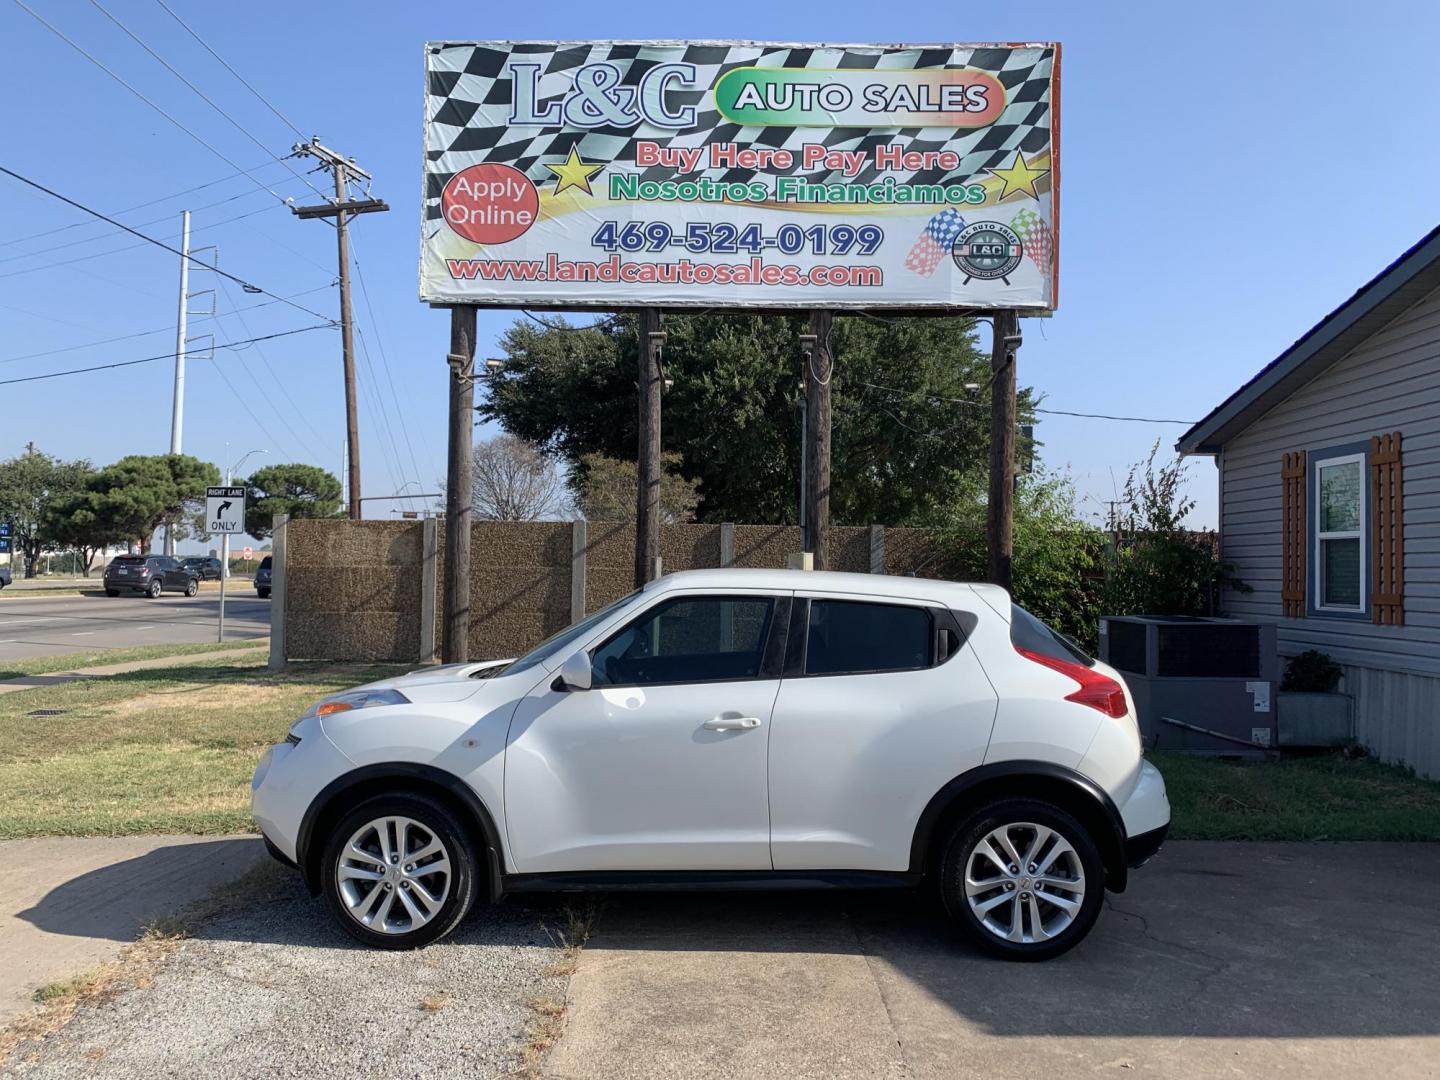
[137,567,150,575]
[1016,646,1128,718]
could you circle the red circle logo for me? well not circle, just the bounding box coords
[441,164,538,245]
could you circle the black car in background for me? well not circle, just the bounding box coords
[181,556,223,581]
[103,555,200,598]
[255,555,272,599]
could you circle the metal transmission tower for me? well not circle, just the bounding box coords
[164,211,219,554]
[290,138,388,519]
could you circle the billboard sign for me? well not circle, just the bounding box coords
[421,41,1058,310]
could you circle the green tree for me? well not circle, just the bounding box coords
[481,313,1031,525]
[244,463,343,539]
[1101,442,1240,618]
[0,443,93,577]
[83,454,220,551]
[934,467,1105,649]
[574,452,700,524]
[42,488,127,577]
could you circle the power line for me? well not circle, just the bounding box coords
[215,277,331,463]
[350,237,433,504]
[860,381,1195,425]
[153,0,308,143]
[0,164,336,325]
[0,204,276,279]
[12,0,296,208]
[0,284,335,366]
[0,325,333,386]
[0,176,310,266]
[0,160,288,249]
[84,0,331,204]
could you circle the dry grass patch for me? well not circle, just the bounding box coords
[0,660,404,838]
[419,992,452,1012]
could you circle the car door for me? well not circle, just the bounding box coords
[767,593,999,872]
[504,591,789,873]
[160,558,184,589]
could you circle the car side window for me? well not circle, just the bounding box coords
[803,599,932,676]
[590,595,775,687]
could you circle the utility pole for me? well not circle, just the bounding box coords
[443,306,476,662]
[635,311,664,588]
[804,310,833,569]
[987,311,1021,592]
[164,210,191,557]
[290,138,389,520]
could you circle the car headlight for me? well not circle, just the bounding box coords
[310,687,410,717]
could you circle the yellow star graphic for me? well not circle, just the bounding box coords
[544,147,605,197]
[986,150,1049,202]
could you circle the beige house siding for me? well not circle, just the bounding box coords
[1217,283,1440,777]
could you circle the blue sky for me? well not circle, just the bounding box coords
[3,0,1438,530]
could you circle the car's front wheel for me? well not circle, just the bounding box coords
[320,795,476,949]
[939,798,1104,961]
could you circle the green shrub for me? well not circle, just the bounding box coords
[1281,649,1343,693]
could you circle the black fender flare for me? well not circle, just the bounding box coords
[295,762,506,901]
[909,760,1130,892]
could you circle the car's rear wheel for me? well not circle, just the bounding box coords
[939,798,1104,961]
[105,588,119,597]
[146,578,163,598]
[257,588,270,598]
[184,579,198,597]
[320,794,476,949]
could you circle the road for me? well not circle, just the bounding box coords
[0,592,270,662]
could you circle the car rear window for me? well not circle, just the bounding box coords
[804,600,932,676]
[112,556,144,564]
[259,556,272,569]
[1010,604,1093,667]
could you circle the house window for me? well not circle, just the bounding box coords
[1314,451,1365,613]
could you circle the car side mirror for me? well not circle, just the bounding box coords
[557,651,593,692]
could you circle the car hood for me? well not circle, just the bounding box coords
[324,658,519,706]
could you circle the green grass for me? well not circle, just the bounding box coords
[1153,750,1440,841]
[0,640,266,682]
[0,657,402,838]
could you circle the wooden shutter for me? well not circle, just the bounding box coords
[1281,450,1307,618]
[1370,432,1404,625]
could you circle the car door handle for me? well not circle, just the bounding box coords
[702,716,762,732]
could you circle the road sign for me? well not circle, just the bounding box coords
[0,521,11,537]
[242,546,254,560]
[206,486,246,535]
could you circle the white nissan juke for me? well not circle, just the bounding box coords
[252,569,1169,960]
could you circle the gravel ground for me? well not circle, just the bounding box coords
[2,874,572,1079]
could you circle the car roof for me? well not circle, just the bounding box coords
[643,568,1008,608]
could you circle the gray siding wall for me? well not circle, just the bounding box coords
[1218,283,1440,778]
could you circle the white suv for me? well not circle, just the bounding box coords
[253,569,1169,960]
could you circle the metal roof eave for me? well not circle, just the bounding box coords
[1177,223,1440,457]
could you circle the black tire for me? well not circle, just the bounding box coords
[184,579,198,597]
[320,793,476,950]
[146,578,163,599]
[939,798,1105,962]
[105,588,119,597]
[257,588,270,599]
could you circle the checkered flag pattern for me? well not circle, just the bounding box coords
[424,42,1056,223]
[1010,208,1053,274]
[905,209,966,276]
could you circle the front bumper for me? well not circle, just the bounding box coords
[1125,823,1169,868]
[251,718,355,863]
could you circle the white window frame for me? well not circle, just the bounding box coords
[1313,451,1367,614]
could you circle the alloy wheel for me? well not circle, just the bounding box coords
[335,816,453,936]
[964,821,1087,944]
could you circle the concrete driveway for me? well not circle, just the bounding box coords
[547,842,1440,1079]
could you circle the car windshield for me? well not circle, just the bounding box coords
[499,590,641,677]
